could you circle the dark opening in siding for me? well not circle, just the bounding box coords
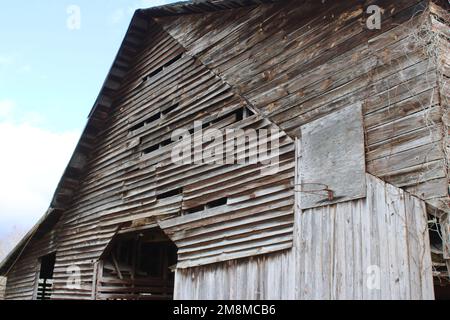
[161,103,179,117]
[188,121,208,135]
[36,252,56,300]
[184,205,204,215]
[209,107,253,127]
[129,112,161,133]
[157,188,182,200]
[129,121,145,132]
[184,197,228,215]
[206,197,227,208]
[235,107,254,121]
[236,107,244,122]
[142,53,183,83]
[142,144,159,154]
[184,107,251,136]
[142,137,173,155]
[160,138,172,147]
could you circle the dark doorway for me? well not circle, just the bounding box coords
[96,227,177,300]
[435,284,450,300]
[429,215,450,300]
[35,252,56,300]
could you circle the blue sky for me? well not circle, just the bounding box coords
[0,0,176,257]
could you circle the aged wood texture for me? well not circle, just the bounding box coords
[175,174,434,300]
[156,0,450,213]
[429,1,450,213]
[2,0,448,300]
[3,230,58,300]
[442,214,450,260]
[4,9,294,299]
[299,103,366,209]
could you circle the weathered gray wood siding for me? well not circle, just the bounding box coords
[174,174,434,300]
[3,230,58,300]
[430,2,449,213]
[156,0,450,213]
[299,103,366,209]
[3,0,447,300]
[4,11,295,299]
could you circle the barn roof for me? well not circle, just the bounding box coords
[0,0,284,276]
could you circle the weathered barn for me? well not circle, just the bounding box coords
[0,0,449,300]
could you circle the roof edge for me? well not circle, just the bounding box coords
[0,0,284,277]
[0,10,149,276]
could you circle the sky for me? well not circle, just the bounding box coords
[0,0,176,258]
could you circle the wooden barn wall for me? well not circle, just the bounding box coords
[174,174,435,300]
[4,15,295,298]
[4,230,58,300]
[155,0,450,213]
[430,2,449,212]
[3,0,447,300]
[430,2,450,283]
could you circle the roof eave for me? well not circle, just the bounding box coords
[0,0,284,277]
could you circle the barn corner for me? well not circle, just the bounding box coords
[1,0,449,300]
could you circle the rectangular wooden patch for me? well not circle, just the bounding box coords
[299,103,366,209]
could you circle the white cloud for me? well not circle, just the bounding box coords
[0,54,33,76]
[0,226,28,261]
[0,105,80,251]
[0,55,14,67]
[0,100,15,119]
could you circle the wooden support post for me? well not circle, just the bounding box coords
[111,252,123,280]
[91,262,99,300]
